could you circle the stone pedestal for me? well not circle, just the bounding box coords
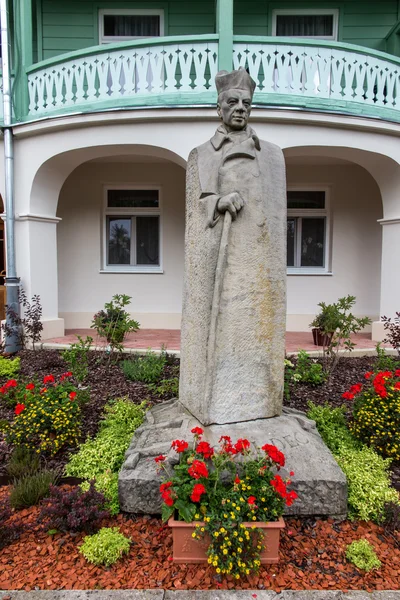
[119,400,347,518]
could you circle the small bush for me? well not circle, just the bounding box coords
[6,447,40,480]
[122,349,166,383]
[80,471,120,516]
[91,294,140,353]
[10,469,59,509]
[62,335,93,385]
[374,343,400,373]
[40,482,109,533]
[79,527,130,566]
[336,446,399,522]
[307,403,360,455]
[294,350,327,386]
[350,372,400,460]
[0,496,24,551]
[147,376,179,398]
[0,356,20,379]
[65,400,146,488]
[382,311,400,356]
[346,539,381,571]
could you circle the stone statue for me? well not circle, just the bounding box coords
[179,68,287,425]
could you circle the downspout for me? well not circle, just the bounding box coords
[1,0,20,353]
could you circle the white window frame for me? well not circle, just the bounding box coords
[287,186,331,275]
[101,184,163,273]
[99,8,165,44]
[272,9,339,40]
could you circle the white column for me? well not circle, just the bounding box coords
[372,216,400,341]
[15,213,65,339]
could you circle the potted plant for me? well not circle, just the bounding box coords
[91,294,140,349]
[156,428,297,579]
[309,301,341,346]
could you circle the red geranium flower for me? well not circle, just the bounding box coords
[285,490,298,507]
[188,459,209,480]
[342,391,355,400]
[5,379,17,389]
[349,383,362,394]
[394,382,400,390]
[270,474,287,498]
[262,444,285,467]
[364,371,373,379]
[25,383,35,391]
[69,391,77,400]
[171,439,189,453]
[191,426,204,436]
[395,369,400,377]
[196,441,214,459]
[234,438,251,453]
[190,483,206,502]
[234,475,241,484]
[154,455,166,463]
[247,496,256,505]
[14,403,25,415]
[0,386,5,394]
[43,375,55,384]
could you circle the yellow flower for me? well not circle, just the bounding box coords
[214,532,219,537]
[191,532,196,538]
[223,549,228,555]
[194,513,200,519]
[213,561,218,566]
[208,557,212,564]
[216,568,221,574]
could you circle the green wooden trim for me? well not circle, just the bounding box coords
[12,0,34,121]
[217,0,233,70]
[36,0,43,62]
[26,33,219,73]
[385,19,400,39]
[233,35,400,66]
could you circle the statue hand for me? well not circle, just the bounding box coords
[217,192,244,221]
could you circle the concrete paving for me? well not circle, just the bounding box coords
[0,591,399,600]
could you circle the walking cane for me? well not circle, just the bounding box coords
[204,209,232,419]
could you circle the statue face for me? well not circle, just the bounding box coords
[217,89,252,132]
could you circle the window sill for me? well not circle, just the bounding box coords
[100,267,164,274]
[287,269,332,276]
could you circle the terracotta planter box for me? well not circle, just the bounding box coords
[168,516,285,564]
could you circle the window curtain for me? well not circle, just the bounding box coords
[104,15,160,37]
[276,15,333,37]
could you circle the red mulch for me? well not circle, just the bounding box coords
[0,487,399,592]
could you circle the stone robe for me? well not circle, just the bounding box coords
[180,125,287,426]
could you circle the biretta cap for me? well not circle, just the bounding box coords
[215,67,256,96]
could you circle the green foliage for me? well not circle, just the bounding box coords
[65,399,146,506]
[147,376,179,397]
[80,471,120,516]
[91,294,140,353]
[10,469,59,509]
[3,377,81,455]
[293,350,327,386]
[350,371,400,460]
[0,356,20,379]
[345,539,381,571]
[374,343,400,372]
[122,349,166,383]
[336,446,399,522]
[310,295,371,374]
[307,403,360,455]
[62,336,93,384]
[6,447,40,480]
[79,527,131,567]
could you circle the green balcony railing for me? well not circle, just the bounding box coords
[8,35,400,124]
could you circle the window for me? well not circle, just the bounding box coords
[272,9,339,40]
[287,189,330,273]
[103,188,162,272]
[99,9,164,44]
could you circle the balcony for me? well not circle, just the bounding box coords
[20,35,400,124]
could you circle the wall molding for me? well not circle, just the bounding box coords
[377,216,400,225]
[16,213,62,224]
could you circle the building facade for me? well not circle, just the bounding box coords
[1,0,400,339]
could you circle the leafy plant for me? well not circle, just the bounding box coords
[147,376,179,398]
[0,356,20,379]
[40,481,109,533]
[79,527,131,566]
[346,539,381,571]
[294,350,327,386]
[3,288,43,350]
[374,342,400,372]
[382,312,400,356]
[345,370,400,460]
[158,429,297,579]
[311,296,371,375]
[307,403,360,455]
[0,496,24,551]
[6,446,40,480]
[65,399,146,488]
[80,471,120,516]
[1,373,81,455]
[10,469,60,509]
[122,349,166,383]
[283,358,295,400]
[62,336,93,385]
[91,294,140,353]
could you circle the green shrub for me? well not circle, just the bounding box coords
[62,335,93,384]
[65,399,146,490]
[0,356,20,379]
[294,350,327,386]
[122,349,166,383]
[307,403,360,455]
[346,539,381,571]
[91,294,140,353]
[374,343,400,373]
[80,471,120,516]
[336,446,399,522]
[10,469,59,509]
[350,372,400,460]
[6,447,40,480]
[147,376,179,397]
[79,527,130,566]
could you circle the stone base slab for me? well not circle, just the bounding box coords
[119,400,347,518]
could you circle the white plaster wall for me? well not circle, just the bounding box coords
[57,158,382,330]
[286,163,382,329]
[57,161,185,329]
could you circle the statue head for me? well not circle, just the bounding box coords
[216,68,256,132]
